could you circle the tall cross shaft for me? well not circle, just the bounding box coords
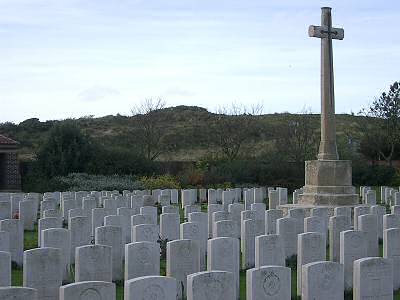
[309,7,344,160]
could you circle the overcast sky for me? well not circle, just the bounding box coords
[1,0,399,123]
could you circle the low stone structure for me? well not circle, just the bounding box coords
[0,135,21,192]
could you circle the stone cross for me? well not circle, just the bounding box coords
[309,7,343,160]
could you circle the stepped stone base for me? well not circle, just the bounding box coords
[297,159,358,206]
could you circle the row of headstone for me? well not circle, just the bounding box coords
[2,187,400,300]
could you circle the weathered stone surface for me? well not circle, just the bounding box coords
[0,230,10,253]
[0,219,23,265]
[140,206,158,225]
[265,209,283,235]
[297,232,326,296]
[246,266,291,300]
[131,214,153,227]
[383,213,400,231]
[340,230,367,290]
[162,205,179,214]
[358,214,379,257]
[276,217,297,258]
[0,287,38,300]
[268,190,279,209]
[241,219,256,269]
[299,160,358,205]
[0,201,11,221]
[181,221,206,270]
[329,215,350,262]
[41,228,71,281]
[19,200,36,230]
[91,208,106,236]
[207,237,240,297]
[383,228,400,290]
[354,205,370,230]
[131,224,159,243]
[60,281,115,300]
[302,261,344,300]
[23,247,62,300]
[95,225,123,281]
[353,257,393,300]
[125,242,160,281]
[75,245,112,283]
[255,234,284,267]
[0,251,11,287]
[38,217,62,247]
[69,216,91,264]
[167,239,200,299]
[160,213,180,241]
[187,271,236,300]
[228,203,244,239]
[288,208,305,235]
[371,205,386,239]
[188,212,208,252]
[251,203,266,236]
[125,276,177,300]
[207,204,223,238]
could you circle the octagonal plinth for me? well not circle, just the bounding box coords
[298,160,358,206]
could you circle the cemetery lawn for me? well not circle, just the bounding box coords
[10,214,400,299]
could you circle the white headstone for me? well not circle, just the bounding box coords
[207,237,240,297]
[353,205,370,230]
[297,232,326,296]
[328,215,350,262]
[95,225,123,281]
[125,276,177,300]
[69,216,91,264]
[276,217,297,258]
[160,213,180,241]
[19,200,36,230]
[187,271,235,300]
[246,266,291,300]
[0,231,10,253]
[167,239,200,299]
[40,228,71,281]
[302,261,344,300]
[0,287,38,300]
[353,257,393,300]
[0,201,11,221]
[0,251,11,287]
[383,228,400,290]
[241,219,256,269]
[340,230,367,290]
[131,224,159,243]
[255,234,284,268]
[23,247,62,300]
[0,219,23,265]
[59,281,115,300]
[181,222,206,270]
[124,241,160,281]
[75,244,112,283]
[265,209,283,235]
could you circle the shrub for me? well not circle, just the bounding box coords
[140,174,181,190]
[50,173,143,191]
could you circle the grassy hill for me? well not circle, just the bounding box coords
[0,105,369,163]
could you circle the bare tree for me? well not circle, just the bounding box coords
[211,102,263,160]
[131,98,167,160]
[275,108,318,164]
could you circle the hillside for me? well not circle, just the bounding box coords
[0,105,370,162]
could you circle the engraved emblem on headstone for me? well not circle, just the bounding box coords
[80,288,101,300]
[262,271,281,296]
[142,284,165,300]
